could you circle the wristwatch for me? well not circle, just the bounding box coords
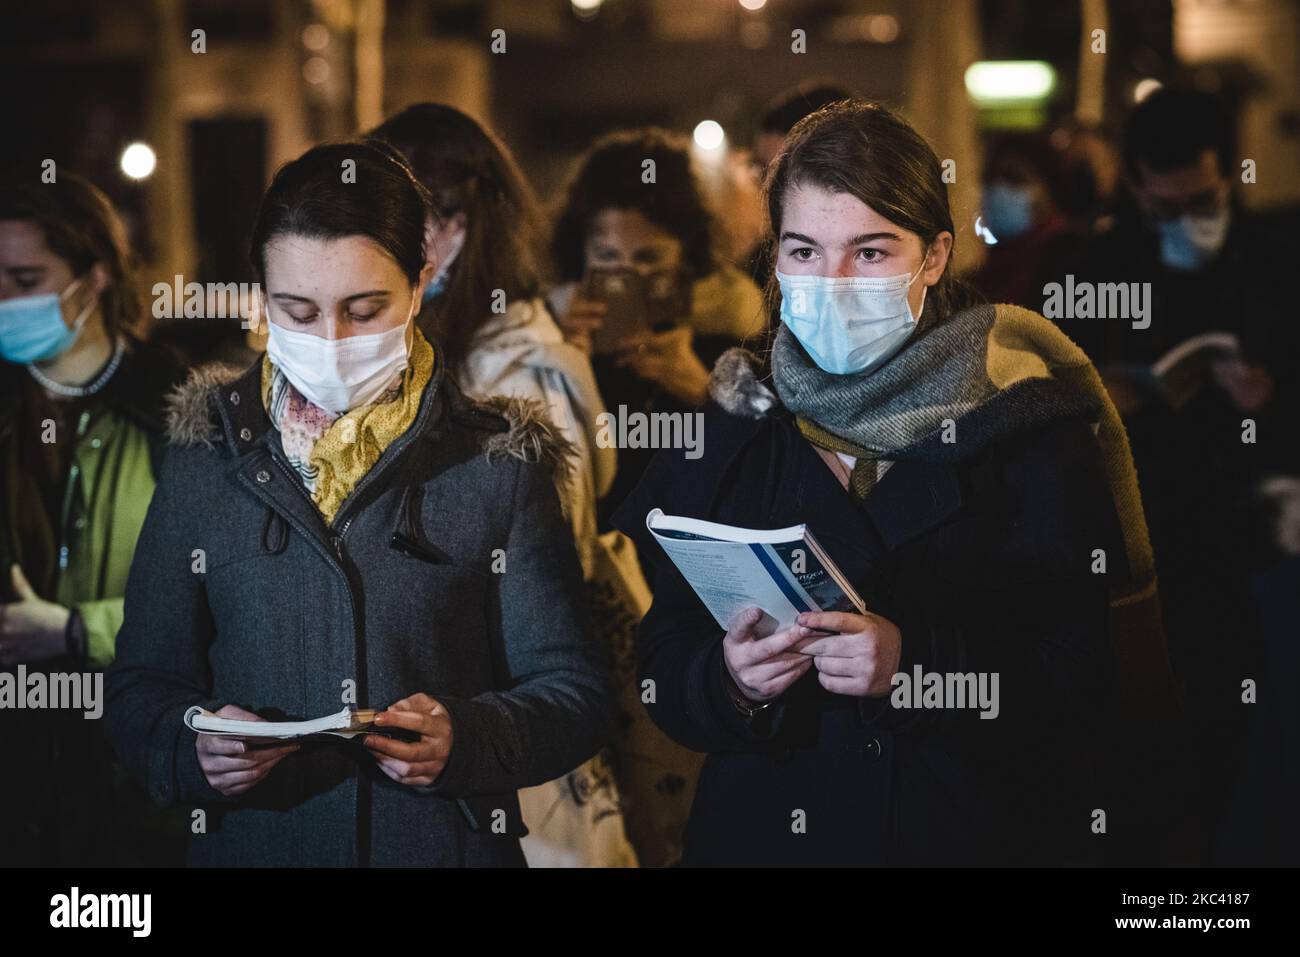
[723,661,775,720]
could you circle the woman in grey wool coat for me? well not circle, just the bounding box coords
[104,139,613,867]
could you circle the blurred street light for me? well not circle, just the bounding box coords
[1134,78,1163,103]
[964,61,1056,104]
[120,142,156,180]
[693,120,726,152]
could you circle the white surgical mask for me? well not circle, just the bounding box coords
[777,255,929,375]
[265,292,417,414]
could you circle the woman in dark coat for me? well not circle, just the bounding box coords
[612,101,1176,866]
[104,140,612,867]
[0,172,188,866]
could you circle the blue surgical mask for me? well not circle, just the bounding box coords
[0,275,94,364]
[422,228,465,304]
[1158,205,1230,271]
[422,271,447,304]
[777,256,929,376]
[981,184,1034,240]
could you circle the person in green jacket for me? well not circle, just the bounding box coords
[0,171,187,865]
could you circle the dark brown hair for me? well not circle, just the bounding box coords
[0,170,143,340]
[249,139,430,286]
[370,103,544,374]
[550,127,717,283]
[763,99,976,330]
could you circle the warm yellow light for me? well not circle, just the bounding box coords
[693,120,726,151]
[303,57,330,84]
[302,23,329,51]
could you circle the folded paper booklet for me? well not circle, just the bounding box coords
[184,706,379,740]
[646,508,866,636]
[1151,331,1242,410]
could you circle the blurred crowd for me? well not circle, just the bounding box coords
[1,79,1296,868]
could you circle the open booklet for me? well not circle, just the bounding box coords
[646,508,865,636]
[184,706,379,740]
[1151,331,1241,409]
[1105,331,1242,411]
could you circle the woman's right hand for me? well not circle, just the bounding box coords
[555,295,607,356]
[196,704,300,797]
[722,606,814,703]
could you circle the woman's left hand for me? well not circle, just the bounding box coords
[363,692,454,788]
[791,610,902,697]
[615,325,711,406]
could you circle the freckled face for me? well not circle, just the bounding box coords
[776,183,952,319]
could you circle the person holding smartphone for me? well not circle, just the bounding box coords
[104,140,612,867]
[548,128,766,525]
[612,101,1179,866]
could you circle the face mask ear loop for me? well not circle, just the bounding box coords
[61,275,97,344]
[58,274,85,303]
[910,246,932,324]
[909,245,932,287]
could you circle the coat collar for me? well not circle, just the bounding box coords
[710,346,964,553]
[166,350,453,456]
[860,456,964,551]
[0,337,185,437]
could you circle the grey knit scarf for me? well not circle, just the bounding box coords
[771,303,1098,466]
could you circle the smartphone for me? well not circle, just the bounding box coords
[582,266,692,353]
[641,267,693,333]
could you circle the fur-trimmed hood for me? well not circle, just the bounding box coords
[164,359,577,486]
[708,347,778,420]
[165,362,246,448]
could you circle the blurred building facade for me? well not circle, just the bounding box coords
[2,0,1296,352]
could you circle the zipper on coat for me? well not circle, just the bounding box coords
[56,410,92,573]
[261,389,436,867]
[264,451,372,867]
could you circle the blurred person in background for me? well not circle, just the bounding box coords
[0,171,187,865]
[1047,118,1120,227]
[372,102,636,868]
[1064,87,1300,864]
[969,132,1085,309]
[1066,88,1296,441]
[748,82,857,297]
[753,80,857,173]
[698,146,769,277]
[549,128,765,528]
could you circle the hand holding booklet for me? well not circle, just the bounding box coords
[646,508,865,636]
[184,706,379,740]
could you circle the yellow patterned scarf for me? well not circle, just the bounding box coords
[261,328,435,524]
